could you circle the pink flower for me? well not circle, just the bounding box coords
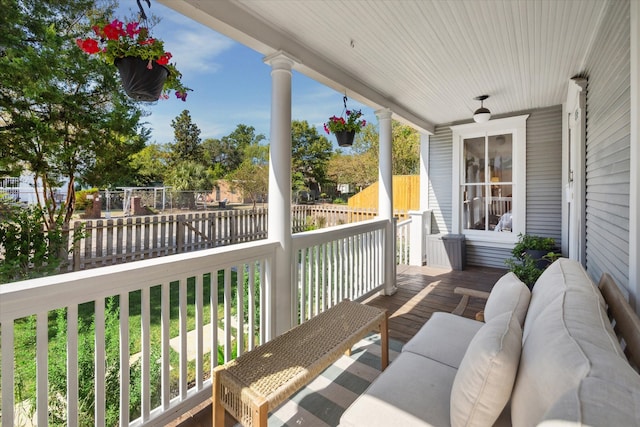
[125,22,140,38]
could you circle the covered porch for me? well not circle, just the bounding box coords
[2,0,639,426]
[168,264,506,427]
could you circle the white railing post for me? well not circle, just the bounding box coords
[409,209,432,266]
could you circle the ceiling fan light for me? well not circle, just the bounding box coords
[473,107,491,123]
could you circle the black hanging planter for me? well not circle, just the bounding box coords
[335,130,355,147]
[114,56,169,102]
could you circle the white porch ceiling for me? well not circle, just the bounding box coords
[158,0,609,134]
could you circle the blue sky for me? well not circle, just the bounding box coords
[117,1,374,149]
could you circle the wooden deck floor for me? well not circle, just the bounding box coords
[364,264,507,343]
[168,264,508,427]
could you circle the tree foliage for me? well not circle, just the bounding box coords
[228,161,268,209]
[169,109,202,163]
[202,124,266,178]
[0,0,147,229]
[129,143,171,186]
[291,120,333,194]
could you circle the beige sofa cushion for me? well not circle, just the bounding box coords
[524,258,604,339]
[540,373,640,426]
[339,351,456,427]
[511,259,628,426]
[484,272,531,326]
[450,311,522,427]
[402,312,483,368]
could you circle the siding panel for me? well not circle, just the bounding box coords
[583,0,630,288]
[428,126,453,234]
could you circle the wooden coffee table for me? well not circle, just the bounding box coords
[212,299,388,427]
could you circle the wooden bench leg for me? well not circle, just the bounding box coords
[380,311,389,370]
[213,368,226,427]
[256,397,269,427]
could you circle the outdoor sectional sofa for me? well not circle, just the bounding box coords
[340,258,640,426]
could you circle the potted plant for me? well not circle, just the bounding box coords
[323,97,367,147]
[76,18,191,102]
[505,233,559,288]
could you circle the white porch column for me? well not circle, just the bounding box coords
[630,0,639,311]
[419,132,430,211]
[409,132,432,266]
[376,108,396,295]
[264,52,295,336]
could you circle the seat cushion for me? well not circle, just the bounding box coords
[402,312,483,368]
[450,311,522,427]
[339,351,456,427]
[483,272,531,326]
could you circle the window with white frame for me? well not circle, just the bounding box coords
[451,115,528,243]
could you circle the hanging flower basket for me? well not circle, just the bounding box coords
[324,95,366,147]
[115,57,169,102]
[334,130,356,147]
[76,16,191,101]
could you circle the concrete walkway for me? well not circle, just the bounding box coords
[130,322,228,365]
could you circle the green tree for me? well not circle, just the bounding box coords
[228,161,268,209]
[129,143,171,186]
[0,0,145,230]
[352,121,420,175]
[169,110,202,163]
[291,120,333,195]
[327,151,377,193]
[202,124,266,178]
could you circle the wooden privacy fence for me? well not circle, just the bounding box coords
[63,205,408,272]
[65,210,268,271]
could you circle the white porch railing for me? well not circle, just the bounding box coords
[396,218,412,265]
[0,240,277,427]
[292,219,390,323]
[0,220,400,426]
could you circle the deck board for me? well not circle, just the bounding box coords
[167,264,508,427]
[363,265,506,343]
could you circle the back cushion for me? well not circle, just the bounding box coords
[484,272,530,327]
[524,258,602,339]
[540,375,640,426]
[450,311,522,427]
[510,262,627,426]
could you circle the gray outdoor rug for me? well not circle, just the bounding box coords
[259,335,403,427]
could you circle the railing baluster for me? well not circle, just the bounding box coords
[2,320,15,427]
[179,279,188,400]
[161,282,170,409]
[248,263,256,351]
[67,305,79,427]
[36,312,48,426]
[95,298,106,427]
[237,265,244,357]
[119,292,130,426]
[195,274,203,389]
[223,267,232,362]
[210,270,219,371]
[141,286,150,421]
